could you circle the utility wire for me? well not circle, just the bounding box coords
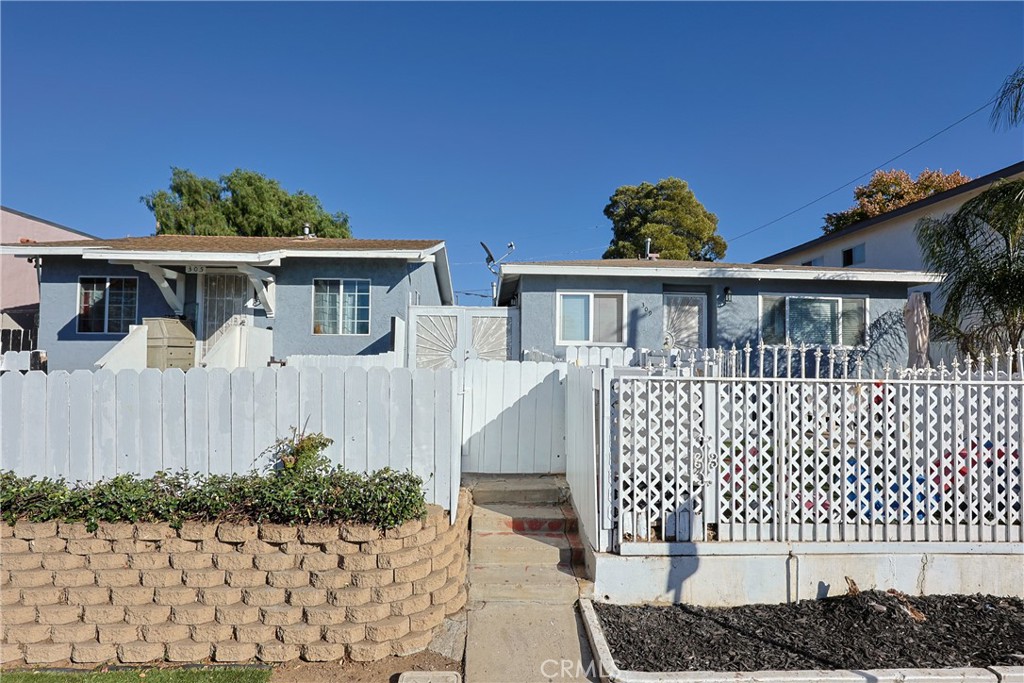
[726,96,998,242]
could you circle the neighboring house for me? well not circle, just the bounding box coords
[0,207,95,350]
[0,235,453,371]
[756,160,1024,309]
[497,259,940,370]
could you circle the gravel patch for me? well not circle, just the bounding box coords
[594,591,1024,672]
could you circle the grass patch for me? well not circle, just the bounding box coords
[0,669,271,683]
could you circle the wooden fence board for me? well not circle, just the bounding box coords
[138,369,163,477]
[45,371,70,479]
[162,369,186,473]
[68,370,94,482]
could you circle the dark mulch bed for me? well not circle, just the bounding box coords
[594,591,1024,672]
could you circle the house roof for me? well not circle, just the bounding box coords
[0,234,454,305]
[756,160,1024,264]
[497,258,941,303]
[1,234,443,253]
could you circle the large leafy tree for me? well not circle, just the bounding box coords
[603,178,726,261]
[915,178,1024,356]
[823,168,971,235]
[142,168,352,238]
[991,64,1024,130]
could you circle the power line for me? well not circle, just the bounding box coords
[726,96,998,243]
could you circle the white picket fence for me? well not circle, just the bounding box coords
[614,359,1024,548]
[565,365,611,553]
[0,350,32,372]
[461,360,567,473]
[0,366,461,510]
[285,352,399,370]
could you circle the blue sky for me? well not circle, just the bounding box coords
[2,2,1021,302]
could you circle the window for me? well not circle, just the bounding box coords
[801,257,823,267]
[842,244,866,267]
[312,279,370,335]
[760,295,867,347]
[77,277,138,334]
[557,292,625,345]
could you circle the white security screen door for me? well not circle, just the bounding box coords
[201,274,251,355]
[664,294,707,350]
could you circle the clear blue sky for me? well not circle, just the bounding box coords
[3,2,1022,302]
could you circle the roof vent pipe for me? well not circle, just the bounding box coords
[644,237,652,260]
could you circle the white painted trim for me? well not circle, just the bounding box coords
[131,263,185,316]
[501,262,942,283]
[311,277,372,337]
[1,245,437,262]
[555,290,628,347]
[617,541,1024,556]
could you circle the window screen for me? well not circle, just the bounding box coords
[559,294,590,342]
[788,298,840,346]
[592,294,623,343]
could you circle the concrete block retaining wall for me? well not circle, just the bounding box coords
[0,490,472,666]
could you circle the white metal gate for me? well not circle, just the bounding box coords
[408,306,519,369]
[200,274,250,356]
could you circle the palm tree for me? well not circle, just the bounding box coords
[991,64,1024,130]
[915,178,1024,358]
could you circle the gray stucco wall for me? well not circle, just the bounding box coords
[38,257,177,371]
[37,256,443,370]
[271,258,440,358]
[516,273,912,371]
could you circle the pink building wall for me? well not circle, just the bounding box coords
[1,207,94,312]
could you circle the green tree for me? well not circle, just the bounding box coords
[915,178,1024,357]
[991,64,1024,130]
[823,168,971,234]
[142,168,352,238]
[603,178,726,261]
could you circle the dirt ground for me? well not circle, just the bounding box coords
[595,591,1024,672]
[270,651,461,683]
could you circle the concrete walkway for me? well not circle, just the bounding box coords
[464,476,597,683]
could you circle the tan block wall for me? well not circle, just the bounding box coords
[0,490,472,666]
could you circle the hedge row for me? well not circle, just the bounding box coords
[0,466,427,531]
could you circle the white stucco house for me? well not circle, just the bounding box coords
[757,160,1024,311]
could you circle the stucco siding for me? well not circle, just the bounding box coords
[515,273,912,370]
[271,258,439,358]
[38,257,177,371]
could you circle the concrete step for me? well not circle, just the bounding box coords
[472,503,578,534]
[469,563,580,603]
[471,530,572,566]
[465,603,597,682]
[466,474,569,505]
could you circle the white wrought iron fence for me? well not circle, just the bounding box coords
[614,346,1024,547]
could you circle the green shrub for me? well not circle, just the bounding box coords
[0,431,426,531]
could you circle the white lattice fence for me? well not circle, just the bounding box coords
[615,365,1023,546]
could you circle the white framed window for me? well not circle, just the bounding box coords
[556,291,626,346]
[760,294,868,347]
[842,243,866,267]
[312,279,370,335]
[801,257,824,267]
[77,277,138,334]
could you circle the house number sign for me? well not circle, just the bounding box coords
[185,265,206,274]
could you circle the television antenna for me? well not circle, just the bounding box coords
[481,241,515,275]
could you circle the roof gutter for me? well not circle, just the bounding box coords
[499,263,943,284]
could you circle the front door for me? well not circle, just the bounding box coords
[663,294,707,350]
[201,274,251,357]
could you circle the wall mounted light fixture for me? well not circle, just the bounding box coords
[724,286,733,304]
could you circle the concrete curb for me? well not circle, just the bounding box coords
[578,599,1019,683]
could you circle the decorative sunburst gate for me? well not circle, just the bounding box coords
[408,306,519,368]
